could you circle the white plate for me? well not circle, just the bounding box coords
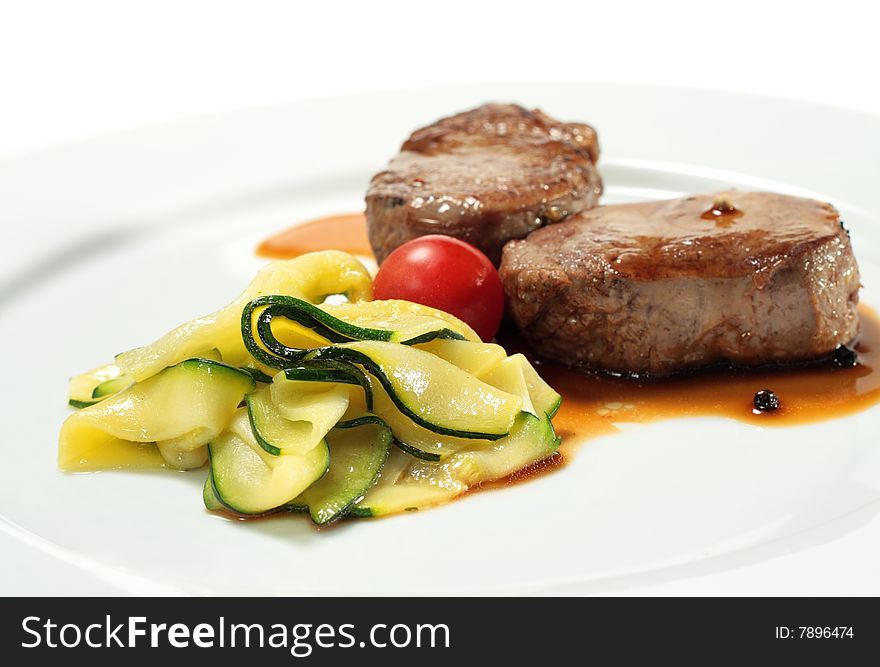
[1,83,879,596]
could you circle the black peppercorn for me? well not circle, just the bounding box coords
[753,389,780,412]
[832,345,857,368]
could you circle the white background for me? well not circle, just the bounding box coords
[1,0,878,157]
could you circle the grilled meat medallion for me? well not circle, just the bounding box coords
[366,103,602,265]
[499,191,861,375]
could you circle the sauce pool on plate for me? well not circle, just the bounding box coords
[499,312,880,442]
[258,212,880,478]
[257,213,373,259]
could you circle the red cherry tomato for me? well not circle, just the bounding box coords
[373,235,504,342]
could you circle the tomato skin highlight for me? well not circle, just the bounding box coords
[372,235,505,342]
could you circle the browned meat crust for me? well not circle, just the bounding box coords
[499,190,861,375]
[366,103,602,265]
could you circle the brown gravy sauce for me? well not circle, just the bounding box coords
[258,213,880,491]
[700,195,744,222]
[500,314,880,437]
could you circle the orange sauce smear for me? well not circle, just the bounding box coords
[499,312,880,444]
[257,213,372,259]
[257,213,880,484]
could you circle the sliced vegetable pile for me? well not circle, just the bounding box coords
[59,251,561,523]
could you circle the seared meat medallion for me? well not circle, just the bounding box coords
[366,103,602,265]
[500,191,861,375]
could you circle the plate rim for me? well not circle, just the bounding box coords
[2,81,880,596]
